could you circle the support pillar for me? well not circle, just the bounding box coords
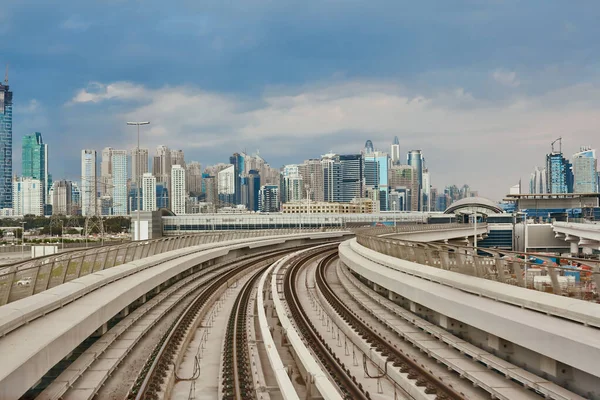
[570,241,579,257]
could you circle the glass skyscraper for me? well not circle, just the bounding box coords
[546,152,571,194]
[0,80,13,209]
[22,132,48,203]
[572,148,597,193]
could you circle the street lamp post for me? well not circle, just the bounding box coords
[127,121,150,241]
[392,200,397,232]
[60,220,64,250]
[21,221,26,259]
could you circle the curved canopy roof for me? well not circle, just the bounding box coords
[444,196,504,215]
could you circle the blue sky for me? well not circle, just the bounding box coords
[2,0,600,200]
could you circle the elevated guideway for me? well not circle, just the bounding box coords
[553,221,600,255]
[0,231,350,399]
[341,228,600,399]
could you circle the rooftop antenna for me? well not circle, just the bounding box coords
[551,137,562,153]
[4,64,8,85]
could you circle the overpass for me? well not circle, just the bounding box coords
[553,221,600,255]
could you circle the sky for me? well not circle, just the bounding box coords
[2,0,600,201]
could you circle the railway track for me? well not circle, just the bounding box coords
[130,251,287,400]
[284,247,369,400]
[221,267,267,400]
[34,250,293,400]
[315,252,464,400]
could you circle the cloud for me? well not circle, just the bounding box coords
[64,79,600,200]
[60,15,90,31]
[69,82,147,104]
[492,69,520,88]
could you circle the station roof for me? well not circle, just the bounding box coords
[444,197,504,215]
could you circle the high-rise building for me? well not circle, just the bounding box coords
[0,77,13,209]
[13,177,44,216]
[298,159,324,202]
[422,169,431,212]
[131,147,149,185]
[390,136,400,166]
[364,140,374,154]
[247,170,261,211]
[111,150,128,215]
[81,149,97,216]
[321,154,363,203]
[229,153,244,205]
[22,132,48,205]
[171,150,185,169]
[259,185,279,212]
[51,180,73,215]
[171,164,186,214]
[546,152,571,194]
[389,165,418,211]
[203,176,218,206]
[572,147,597,193]
[407,150,423,210]
[364,151,389,211]
[281,164,303,203]
[218,164,235,206]
[529,166,547,194]
[186,161,202,195]
[100,147,113,197]
[142,173,157,211]
[153,145,172,184]
[156,183,169,209]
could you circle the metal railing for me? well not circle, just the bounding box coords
[353,223,478,237]
[0,229,341,306]
[356,229,600,302]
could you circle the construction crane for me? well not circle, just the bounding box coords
[551,137,562,153]
[3,64,8,85]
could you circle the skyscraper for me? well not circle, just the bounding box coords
[364,140,374,154]
[546,152,571,194]
[298,159,324,202]
[111,150,128,215]
[171,150,185,169]
[364,151,389,211]
[247,169,261,211]
[131,148,149,185]
[12,177,44,216]
[572,147,597,193]
[186,161,202,195]
[281,165,303,203]
[529,166,547,194]
[229,153,244,205]
[100,147,113,197]
[259,185,279,212]
[390,136,400,166]
[407,150,423,210]
[389,165,418,211]
[51,180,73,215]
[21,132,48,204]
[0,76,13,209]
[81,149,97,216]
[142,173,157,211]
[218,165,235,206]
[171,164,186,214]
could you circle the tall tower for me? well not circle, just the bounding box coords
[81,149,97,216]
[22,132,48,204]
[142,173,157,211]
[100,147,113,197]
[131,148,149,185]
[407,150,423,210]
[364,140,374,154]
[171,164,186,214]
[0,76,13,209]
[390,136,400,166]
[572,147,597,193]
[111,150,128,215]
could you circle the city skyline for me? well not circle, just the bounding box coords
[2,2,600,200]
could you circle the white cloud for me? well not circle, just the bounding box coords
[65,80,600,200]
[492,69,520,87]
[60,15,90,31]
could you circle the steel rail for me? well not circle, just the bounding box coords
[316,252,465,400]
